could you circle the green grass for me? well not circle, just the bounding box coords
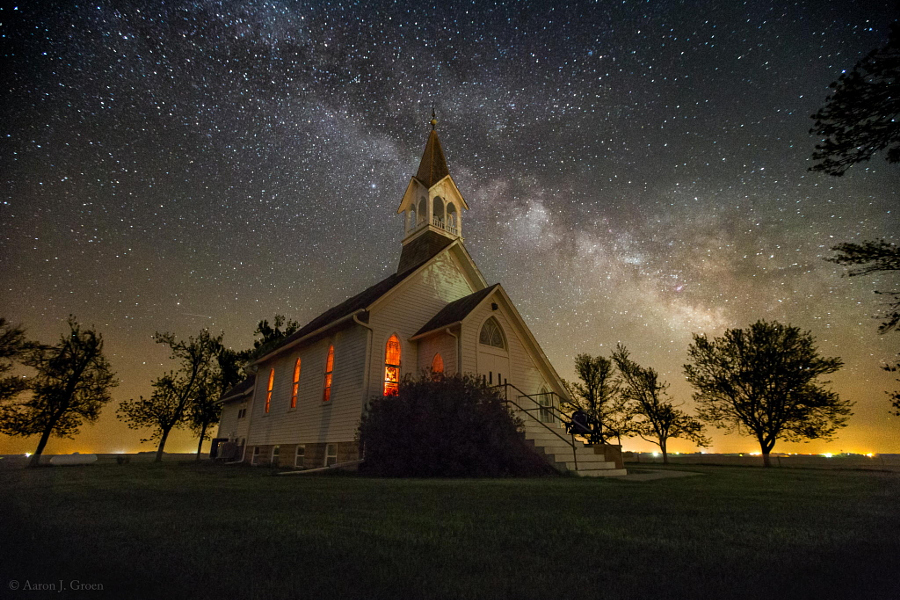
[1,463,898,600]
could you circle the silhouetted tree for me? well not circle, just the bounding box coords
[118,330,222,461]
[563,354,622,443]
[827,239,900,418]
[246,315,300,362]
[0,317,116,467]
[809,22,900,176]
[185,347,245,459]
[611,345,708,464]
[358,373,552,477]
[685,321,851,467]
[0,318,29,403]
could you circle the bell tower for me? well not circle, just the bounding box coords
[395,113,470,273]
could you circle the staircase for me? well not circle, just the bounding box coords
[495,384,628,478]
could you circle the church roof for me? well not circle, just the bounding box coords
[412,283,501,338]
[254,239,459,364]
[414,129,450,188]
[218,375,256,403]
[397,230,455,274]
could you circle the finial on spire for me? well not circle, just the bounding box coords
[430,106,437,130]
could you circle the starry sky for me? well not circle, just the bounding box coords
[1,0,898,455]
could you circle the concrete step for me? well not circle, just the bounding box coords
[574,468,629,478]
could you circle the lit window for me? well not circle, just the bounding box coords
[323,345,334,402]
[431,353,444,374]
[384,335,401,396]
[290,358,301,408]
[264,368,274,413]
[324,443,337,467]
[295,445,305,468]
[479,317,506,349]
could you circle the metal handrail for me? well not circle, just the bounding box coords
[492,383,579,471]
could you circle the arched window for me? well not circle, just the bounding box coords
[290,358,301,408]
[431,353,444,374]
[384,335,401,396]
[479,317,506,349]
[417,197,427,224]
[264,368,274,413]
[322,345,334,402]
[447,203,458,233]
[432,196,444,226]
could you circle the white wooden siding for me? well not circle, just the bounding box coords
[416,330,458,375]
[247,325,368,446]
[366,252,475,397]
[460,300,550,396]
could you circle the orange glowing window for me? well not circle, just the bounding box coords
[383,335,401,396]
[290,358,301,408]
[322,345,334,402]
[431,353,444,374]
[264,368,274,413]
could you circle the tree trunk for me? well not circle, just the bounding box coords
[28,427,54,468]
[762,450,771,468]
[155,427,171,462]
[759,437,774,467]
[195,422,207,461]
[660,439,668,465]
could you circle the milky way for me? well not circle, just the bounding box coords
[1,0,897,454]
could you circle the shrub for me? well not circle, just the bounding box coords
[358,373,554,477]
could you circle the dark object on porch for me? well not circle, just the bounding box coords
[566,410,604,444]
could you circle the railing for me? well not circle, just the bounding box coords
[492,382,579,471]
[431,217,458,235]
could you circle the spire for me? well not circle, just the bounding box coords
[414,112,449,188]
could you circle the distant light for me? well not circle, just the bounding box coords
[823,453,833,458]
[750,452,760,456]
[24,453,31,457]
[866,453,874,458]
[652,452,659,457]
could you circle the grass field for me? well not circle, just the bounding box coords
[1,463,898,600]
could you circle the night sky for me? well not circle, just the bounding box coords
[1,1,898,455]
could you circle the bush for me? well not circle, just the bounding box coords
[358,373,554,477]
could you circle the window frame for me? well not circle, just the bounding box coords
[323,345,335,402]
[383,334,401,396]
[264,368,274,413]
[290,358,301,409]
[324,443,338,467]
[295,444,305,468]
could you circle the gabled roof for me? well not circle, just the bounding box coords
[415,129,450,188]
[219,375,256,403]
[412,284,501,338]
[397,230,455,274]
[253,238,468,365]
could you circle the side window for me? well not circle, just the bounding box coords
[290,358,301,409]
[264,368,274,413]
[384,335,401,396]
[324,443,337,467]
[295,445,305,468]
[431,353,444,374]
[272,445,280,466]
[323,345,335,402]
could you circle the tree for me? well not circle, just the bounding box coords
[358,373,552,477]
[684,321,852,467]
[0,318,29,403]
[118,330,222,462]
[563,354,623,444]
[828,239,900,334]
[611,345,708,464]
[246,315,300,362]
[0,317,117,468]
[809,22,900,176]
[827,240,900,418]
[185,348,245,459]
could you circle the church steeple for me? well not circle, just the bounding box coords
[395,114,470,273]
[414,113,450,187]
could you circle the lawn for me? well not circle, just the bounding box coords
[1,462,898,600]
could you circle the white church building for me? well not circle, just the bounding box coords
[215,121,625,476]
